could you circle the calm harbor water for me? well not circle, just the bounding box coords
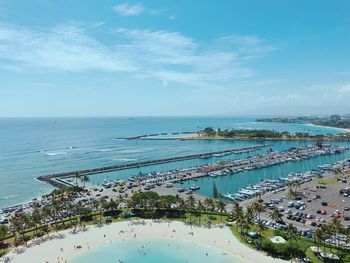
[0,117,348,208]
[70,237,244,263]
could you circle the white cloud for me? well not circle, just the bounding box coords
[0,22,277,88]
[113,28,274,87]
[338,84,350,96]
[168,15,176,20]
[0,22,136,72]
[309,83,350,97]
[113,3,145,16]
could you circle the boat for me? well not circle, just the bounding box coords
[190,185,200,191]
[223,193,236,201]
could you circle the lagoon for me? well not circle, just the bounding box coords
[70,237,244,263]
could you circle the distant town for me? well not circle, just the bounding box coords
[256,115,350,129]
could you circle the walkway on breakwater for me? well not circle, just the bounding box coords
[37,145,271,188]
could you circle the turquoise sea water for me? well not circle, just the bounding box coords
[70,237,244,263]
[0,117,348,208]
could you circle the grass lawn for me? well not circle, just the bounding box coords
[317,178,337,185]
[176,212,228,225]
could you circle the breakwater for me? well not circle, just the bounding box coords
[115,131,195,140]
[37,145,270,188]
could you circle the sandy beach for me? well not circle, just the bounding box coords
[5,220,287,263]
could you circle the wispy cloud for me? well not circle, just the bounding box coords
[113,2,146,16]
[113,28,276,87]
[309,83,350,97]
[0,22,278,88]
[0,22,136,72]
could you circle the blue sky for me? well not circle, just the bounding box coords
[0,0,350,117]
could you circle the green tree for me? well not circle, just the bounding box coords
[202,127,216,137]
[286,223,298,240]
[270,207,282,223]
[216,201,226,223]
[0,225,9,245]
[80,174,90,188]
[251,202,265,221]
[186,195,196,223]
[74,172,81,186]
[204,198,214,211]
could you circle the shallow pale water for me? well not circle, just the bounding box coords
[0,117,348,208]
[70,237,245,263]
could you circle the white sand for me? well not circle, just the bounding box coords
[6,221,287,263]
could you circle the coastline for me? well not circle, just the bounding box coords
[305,123,350,133]
[7,220,287,263]
[174,135,348,141]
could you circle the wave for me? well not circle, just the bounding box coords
[97,148,113,152]
[0,194,17,200]
[119,147,155,154]
[45,152,68,156]
[112,158,137,162]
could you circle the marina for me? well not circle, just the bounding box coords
[37,145,270,188]
[87,144,348,198]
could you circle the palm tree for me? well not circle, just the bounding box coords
[197,200,204,224]
[99,198,107,224]
[31,208,42,236]
[333,168,343,181]
[10,217,24,245]
[216,201,226,223]
[178,198,186,211]
[270,207,282,223]
[314,227,326,251]
[74,172,81,186]
[0,225,9,246]
[204,198,214,211]
[186,195,196,223]
[80,174,90,188]
[232,203,244,232]
[41,205,53,236]
[329,218,343,251]
[245,206,254,229]
[286,223,298,240]
[256,221,267,245]
[251,202,265,221]
[239,213,250,234]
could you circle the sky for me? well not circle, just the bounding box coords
[0,0,350,117]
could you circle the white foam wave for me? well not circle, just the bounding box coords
[98,148,113,152]
[45,152,68,156]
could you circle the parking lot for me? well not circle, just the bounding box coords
[242,172,350,231]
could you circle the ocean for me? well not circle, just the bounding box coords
[0,117,348,208]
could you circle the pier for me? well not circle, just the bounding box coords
[37,145,270,188]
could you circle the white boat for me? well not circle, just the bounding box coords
[190,185,200,191]
[223,193,236,201]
